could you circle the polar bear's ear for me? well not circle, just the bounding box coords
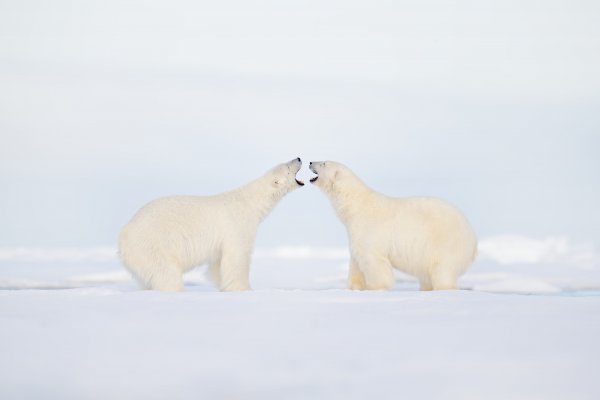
[272,179,280,187]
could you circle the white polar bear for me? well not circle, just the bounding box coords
[309,161,477,291]
[119,158,305,292]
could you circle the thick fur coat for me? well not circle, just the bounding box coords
[119,158,304,291]
[309,161,477,290]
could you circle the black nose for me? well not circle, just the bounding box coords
[296,157,301,162]
[309,162,312,166]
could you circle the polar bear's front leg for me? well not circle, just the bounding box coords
[357,254,394,291]
[419,277,433,291]
[218,247,252,292]
[146,266,184,292]
[348,258,366,290]
[206,261,221,287]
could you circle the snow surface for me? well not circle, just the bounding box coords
[1,237,600,399]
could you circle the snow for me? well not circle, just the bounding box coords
[478,235,599,269]
[1,237,600,399]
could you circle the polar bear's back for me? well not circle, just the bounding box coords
[385,196,477,277]
[402,197,472,230]
[122,196,222,240]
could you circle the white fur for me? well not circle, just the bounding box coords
[309,161,477,291]
[119,158,304,292]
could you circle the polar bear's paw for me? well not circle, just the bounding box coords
[348,271,366,290]
[146,273,184,292]
[431,273,458,290]
[363,273,395,291]
[220,281,251,292]
[348,278,366,291]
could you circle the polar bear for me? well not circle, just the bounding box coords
[309,161,477,291]
[119,158,305,292]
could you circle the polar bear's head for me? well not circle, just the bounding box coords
[309,161,362,195]
[309,161,344,186]
[266,157,304,195]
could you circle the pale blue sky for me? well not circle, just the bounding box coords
[1,0,599,247]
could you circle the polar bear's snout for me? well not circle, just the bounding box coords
[290,157,304,186]
[309,161,324,183]
[271,158,304,189]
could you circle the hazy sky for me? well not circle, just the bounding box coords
[1,0,599,247]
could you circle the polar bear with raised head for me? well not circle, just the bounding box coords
[309,161,477,291]
[119,158,305,292]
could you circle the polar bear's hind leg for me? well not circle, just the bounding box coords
[419,277,433,291]
[430,265,458,290]
[206,261,222,287]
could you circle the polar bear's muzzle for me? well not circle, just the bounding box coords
[309,162,319,183]
[292,157,304,186]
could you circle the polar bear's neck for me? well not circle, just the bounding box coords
[327,176,377,224]
[229,176,286,223]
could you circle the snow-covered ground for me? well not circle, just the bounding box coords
[1,236,600,399]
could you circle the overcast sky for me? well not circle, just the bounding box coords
[1,0,599,248]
